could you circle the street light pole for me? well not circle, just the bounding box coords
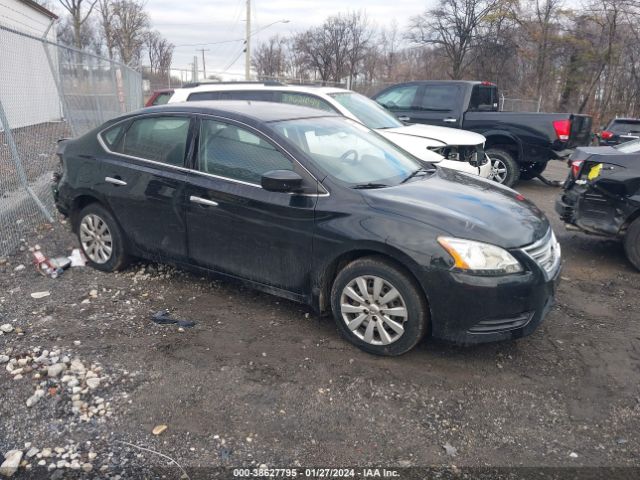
[245,0,251,80]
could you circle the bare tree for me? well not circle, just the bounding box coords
[111,0,150,66]
[380,20,400,81]
[58,0,98,49]
[252,35,287,79]
[407,0,502,79]
[145,30,174,77]
[98,0,116,59]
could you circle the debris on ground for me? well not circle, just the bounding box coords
[152,425,168,436]
[442,442,457,457]
[30,291,50,299]
[32,250,68,279]
[151,310,195,328]
[67,248,87,267]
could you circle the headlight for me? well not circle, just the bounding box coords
[437,237,523,275]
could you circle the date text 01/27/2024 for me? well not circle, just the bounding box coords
[232,468,400,478]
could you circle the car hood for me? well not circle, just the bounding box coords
[376,129,445,163]
[381,124,486,147]
[362,168,549,249]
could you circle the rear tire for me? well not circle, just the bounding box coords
[624,217,640,271]
[486,148,520,187]
[77,203,130,272]
[330,256,428,356]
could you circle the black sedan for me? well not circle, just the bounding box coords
[557,140,640,270]
[53,101,561,355]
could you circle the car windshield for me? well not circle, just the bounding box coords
[329,92,403,130]
[270,116,421,186]
[615,138,640,153]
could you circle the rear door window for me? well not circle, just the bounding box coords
[198,119,293,184]
[118,116,191,167]
[375,85,419,110]
[419,85,460,112]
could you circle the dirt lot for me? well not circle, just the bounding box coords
[1,161,639,479]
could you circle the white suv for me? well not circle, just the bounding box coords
[168,82,492,178]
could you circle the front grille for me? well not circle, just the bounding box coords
[522,229,561,279]
[468,312,533,334]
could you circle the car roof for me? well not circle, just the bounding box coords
[135,100,340,123]
[172,82,350,96]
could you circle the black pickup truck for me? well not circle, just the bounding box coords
[372,80,593,187]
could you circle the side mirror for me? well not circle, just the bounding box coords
[261,170,303,192]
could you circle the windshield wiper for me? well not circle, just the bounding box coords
[401,168,430,184]
[352,183,390,189]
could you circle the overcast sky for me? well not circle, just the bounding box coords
[146,0,431,80]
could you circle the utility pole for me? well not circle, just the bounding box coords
[197,48,210,79]
[245,0,251,80]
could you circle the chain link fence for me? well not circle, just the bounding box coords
[0,23,143,258]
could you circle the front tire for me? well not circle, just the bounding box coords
[77,203,130,272]
[330,256,428,356]
[486,148,520,187]
[624,217,640,271]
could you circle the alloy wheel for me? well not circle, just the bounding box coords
[339,275,407,345]
[489,157,508,184]
[79,214,113,264]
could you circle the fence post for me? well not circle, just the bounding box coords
[42,38,77,137]
[0,99,54,223]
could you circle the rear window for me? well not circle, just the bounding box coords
[152,92,173,105]
[608,120,640,134]
[469,85,499,111]
[188,91,221,101]
[419,85,460,112]
[279,92,335,112]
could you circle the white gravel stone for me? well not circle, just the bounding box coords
[26,390,45,407]
[82,463,93,472]
[37,460,46,466]
[25,448,39,458]
[0,450,23,477]
[0,355,9,364]
[0,324,13,333]
[86,378,100,390]
[47,363,66,378]
[40,448,52,458]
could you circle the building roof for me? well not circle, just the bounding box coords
[19,0,58,19]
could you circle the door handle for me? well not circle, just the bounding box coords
[443,118,458,123]
[397,116,410,122]
[105,176,127,186]
[189,195,218,207]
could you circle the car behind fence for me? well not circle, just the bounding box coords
[0,23,142,257]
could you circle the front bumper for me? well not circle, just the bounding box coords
[419,257,561,345]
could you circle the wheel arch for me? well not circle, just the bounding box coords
[484,132,523,161]
[314,244,431,317]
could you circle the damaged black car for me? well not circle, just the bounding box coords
[556,140,640,270]
[54,101,562,356]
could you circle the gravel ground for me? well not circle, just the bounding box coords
[0,161,639,479]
